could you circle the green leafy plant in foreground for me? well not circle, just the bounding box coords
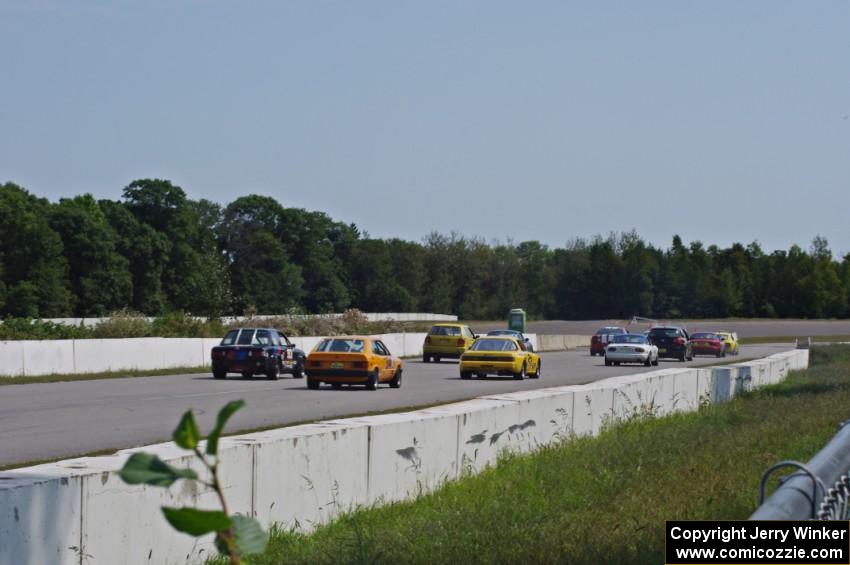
[119,400,267,564]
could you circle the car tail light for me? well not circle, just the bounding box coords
[456,338,465,347]
[608,347,617,352]
[673,337,685,345]
[635,347,645,353]
[425,336,431,344]
[251,349,265,358]
[308,360,321,367]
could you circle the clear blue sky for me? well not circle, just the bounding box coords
[2,1,848,253]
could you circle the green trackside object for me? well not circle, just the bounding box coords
[508,308,526,332]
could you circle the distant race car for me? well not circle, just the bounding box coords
[590,326,627,356]
[210,328,305,380]
[305,336,403,390]
[459,336,541,380]
[648,326,693,362]
[423,323,477,362]
[604,333,659,367]
[486,329,534,352]
[690,332,727,358]
[715,331,740,355]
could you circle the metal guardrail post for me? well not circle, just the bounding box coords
[752,421,850,520]
[758,461,824,518]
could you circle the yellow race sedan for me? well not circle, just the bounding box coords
[459,336,540,380]
[715,331,740,355]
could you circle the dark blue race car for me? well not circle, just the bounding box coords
[210,328,306,380]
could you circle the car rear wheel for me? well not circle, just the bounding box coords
[241,371,253,378]
[213,370,226,379]
[292,362,304,378]
[389,368,402,388]
[266,360,280,380]
[423,354,430,363]
[652,354,659,366]
[513,363,526,380]
[366,369,379,390]
[434,356,441,363]
[604,358,612,366]
[460,371,472,380]
[307,377,320,390]
[331,382,342,389]
[529,360,541,378]
[644,357,652,367]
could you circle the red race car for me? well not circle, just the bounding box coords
[690,332,727,358]
[590,326,627,356]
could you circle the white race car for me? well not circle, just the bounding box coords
[604,333,659,367]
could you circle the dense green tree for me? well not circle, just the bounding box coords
[49,195,132,315]
[220,195,303,313]
[122,179,229,315]
[100,199,171,314]
[3,180,850,321]
[0,183,73,316]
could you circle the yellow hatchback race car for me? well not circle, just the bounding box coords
[305,336,403,390]
[715,331,740,355]
[459,336,541,380]
[423,323,477,362]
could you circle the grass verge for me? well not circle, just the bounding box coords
[216,346,850,565]
[0,366,209,386]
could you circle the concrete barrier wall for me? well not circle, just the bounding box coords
[0,333,588,377]
[0,349,809,563]
[536,334,591,351]
[0,333,428,378]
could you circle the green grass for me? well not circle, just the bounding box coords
[0,365,209,386]
[214,346,850,565]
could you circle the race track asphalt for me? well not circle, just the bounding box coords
[0,343,792,467]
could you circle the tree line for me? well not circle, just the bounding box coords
[1,179,847,320]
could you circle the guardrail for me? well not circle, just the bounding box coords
[751,420,850,520]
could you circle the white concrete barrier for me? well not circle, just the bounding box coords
[536,334,591,351]
[0,349,811,563]
[328,412,460,504]
[0,340,25,377]
[249,422,370,531]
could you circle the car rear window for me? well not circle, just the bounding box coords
[220,329,239,345]
[254,329,272,345]
[649,328,680,338]
[611,334,647,344]
[315,339,366,353]
[470,339,517,352]
[430,325,461,336]
[691,333,717,340]
[595,327,625,335]
[236,330,255,345]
